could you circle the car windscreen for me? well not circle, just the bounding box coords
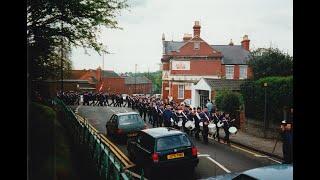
[118,114,142,125]
[156,134,191,151]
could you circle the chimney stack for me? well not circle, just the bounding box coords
[183,33,192,42]
[229,39,234,46]
[162,33,165,41]
[193,21,201,37]
[241,35,250,51]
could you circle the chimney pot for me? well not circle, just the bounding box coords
[193,21,201,37]
[241,35,250,51]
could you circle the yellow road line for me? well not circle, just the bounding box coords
[230,144,261,156]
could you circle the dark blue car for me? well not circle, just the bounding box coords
[206,164,293,180]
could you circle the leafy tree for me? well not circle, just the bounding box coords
[215,89,243,115]
[27,0,128,80]
[249,47,293,80]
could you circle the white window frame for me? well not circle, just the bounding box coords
[178,85,185,99]
[225,65,234,79]
[239,65,248,79]
[194,42,200,50]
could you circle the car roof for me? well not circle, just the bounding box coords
[206,164,293,180]
[115,112,139,116]
[142,127,184,138]
[240,164,293,180]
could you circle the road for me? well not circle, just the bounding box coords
[71,105,280,179]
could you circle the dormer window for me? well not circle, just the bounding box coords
[194,42,200,50]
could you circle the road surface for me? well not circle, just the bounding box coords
[71,105,280,179]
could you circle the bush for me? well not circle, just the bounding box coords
[215,89,243,115]
[240,76,293,123]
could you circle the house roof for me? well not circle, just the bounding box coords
[204,78,245,91]
[125,76,151,85]
[102,70,119,77]
[163,41,186,54]
[163,41,251,64]
[211,45,251,64]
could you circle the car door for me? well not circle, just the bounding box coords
[136,133,154,166]
[106,115,114,132]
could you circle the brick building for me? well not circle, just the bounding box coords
[161,21,253,107]
[70,67,152,94]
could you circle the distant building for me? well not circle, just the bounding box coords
[161,21,253,107]
[70,67,152,94]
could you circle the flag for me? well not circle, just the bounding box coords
[99,83,104,92]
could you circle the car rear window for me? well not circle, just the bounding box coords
[156,134,191,151]
[119,114,142,125]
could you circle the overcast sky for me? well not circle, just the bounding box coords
[71,0,293,73]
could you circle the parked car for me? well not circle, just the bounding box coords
[127,127,199,177]
[105,112,147,139]
[206,164,293,180]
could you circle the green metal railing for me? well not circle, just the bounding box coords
[53,98,143,180]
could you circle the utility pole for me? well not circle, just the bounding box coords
[263,82,268,138]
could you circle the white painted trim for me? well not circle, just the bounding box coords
[169,75,220,81]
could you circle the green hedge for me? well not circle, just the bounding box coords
[29,102,76,180]
[240,76,293,123]
[215,89,243,115]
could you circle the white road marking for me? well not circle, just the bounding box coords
[267,157,282,164]
[206,156,231,173]
[75,105,81,113]
[198,154,210,157]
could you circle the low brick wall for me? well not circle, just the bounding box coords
[241,118,281,139]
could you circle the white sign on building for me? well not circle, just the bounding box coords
[171,61,190,70]
[162,71,170,80]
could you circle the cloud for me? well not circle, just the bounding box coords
[71,0,293,72]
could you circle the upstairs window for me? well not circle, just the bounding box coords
[178,85,184,99]
[194,42,200,50]
[239,65,248,79]
[225,65,234,79]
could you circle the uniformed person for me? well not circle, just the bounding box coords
[194,107,202,140]
[222,113,231,145]
[281,120,293,164]
[202,107,211,144]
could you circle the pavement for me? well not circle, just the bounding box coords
[70,104,282,179]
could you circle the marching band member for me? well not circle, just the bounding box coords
[194,107,202,140]
[222,112,231,145]
[212,111,221,142]
[202,107,211,144]
[163,105,174,127]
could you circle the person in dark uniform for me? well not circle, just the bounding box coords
[212,111,221,142]
[162,105,174,127]
[98,93,104,106]
[158,105,164,127]
[281,120,293,164]
[142,101,148,121]
[194,107,202,140]
[222,113,231,145]
[151,103,158,128]
[202,107,211,144]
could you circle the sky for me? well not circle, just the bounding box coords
[71,0,293,73]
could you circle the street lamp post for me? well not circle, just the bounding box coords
[135,64,137,94]
[263,82,268,138]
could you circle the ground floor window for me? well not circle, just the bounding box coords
[178,85,184,99]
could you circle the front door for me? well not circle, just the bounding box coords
[199,90,209,109]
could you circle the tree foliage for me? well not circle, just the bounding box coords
[240,76,293,123]
[215,89,243,115]
[27,0,128,80]
[249,47,293,80]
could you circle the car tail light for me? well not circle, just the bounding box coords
[152,153,159,163]
[116,128,123,134]
[192,147,198,157]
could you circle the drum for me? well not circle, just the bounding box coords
[208,123,216,134]
[217,121,224,128]
[185,121,192,129]
[178,120,183,127]
[199,122,203,131]
[228,126,238,134]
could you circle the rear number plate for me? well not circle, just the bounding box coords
[128,133,138,137]
[167,152,184,159]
